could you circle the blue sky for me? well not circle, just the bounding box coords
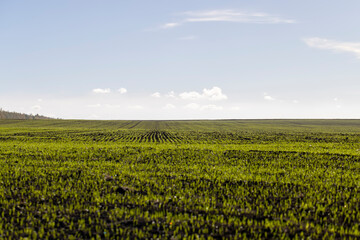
[1,0,360,119]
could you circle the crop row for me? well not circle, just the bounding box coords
[1,129,359,145]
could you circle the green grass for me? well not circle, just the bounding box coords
[1,119,360,239]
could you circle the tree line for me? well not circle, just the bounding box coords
[0,108,52,120]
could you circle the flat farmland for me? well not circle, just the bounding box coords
[1,119,360,239]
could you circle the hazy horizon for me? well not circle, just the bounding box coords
[2,1,360,120]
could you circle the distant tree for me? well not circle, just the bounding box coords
[0,108,53,120]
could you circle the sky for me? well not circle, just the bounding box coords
[1,0,360,119]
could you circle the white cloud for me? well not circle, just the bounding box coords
[87,104,102,108]
[179,87,227,101]
[183,10,295,24]
[165,91,176,98]
[105,104,121,109]
[37,98,43,102]
[93,88,111,94]
[118,88,127,94]
[304,37,360,59]
[151,92,161,98]
[230,106,241,111]
[184,103,223,111]
[293,100,299,104]
[264,93,275,101]
[333,98,341,108]
[179,91,202,100]
[128,105,143,110]
[161,22,181,29]
[201,104,223,111]
[31,105,42,110]
[161,9,294,29]
[163,104,176,110]
[184,103,200,110]
[203,87,228,100]
[179,36,198,40]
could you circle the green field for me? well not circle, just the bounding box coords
[1,119,360,239]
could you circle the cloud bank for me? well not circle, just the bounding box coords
[161,9,295,29]
[118,88,127,94]
[151,92,161,98]
[93,88,128,94]
[304,37,360,59]
[264,93,275,101]
[93,88,111,94]
[179,87,228,101]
